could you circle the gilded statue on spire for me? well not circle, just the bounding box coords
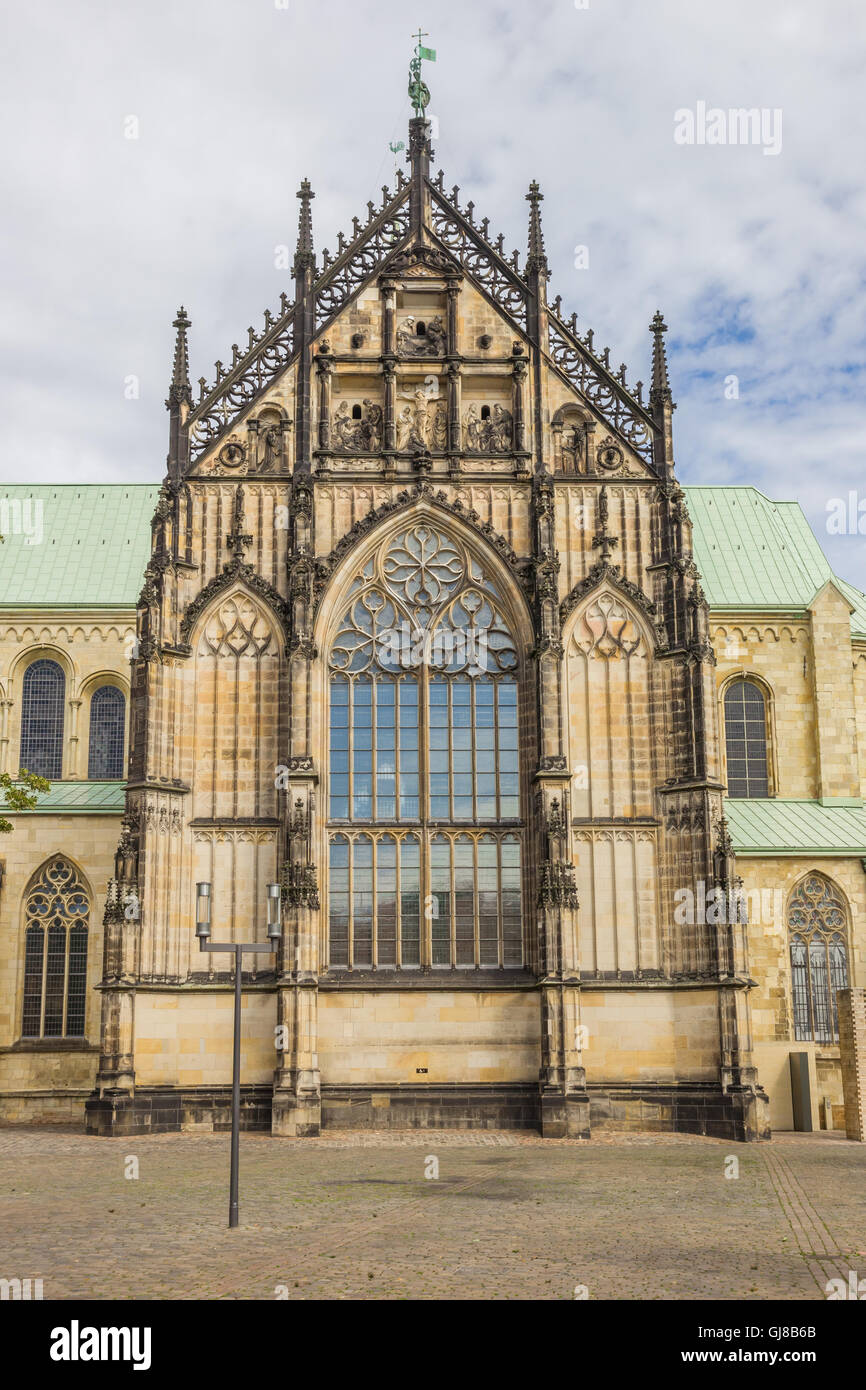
[408,28,435,117]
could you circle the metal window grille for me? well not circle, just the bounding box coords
[723,679,769,798]
[87,685,126,779]
[788,875,848,1043]
[20,659,65,780]
[327,525,523,969]
[20,857,90,1038]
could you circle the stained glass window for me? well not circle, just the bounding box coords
[327,524,522,969]
[88,686,126,779]
[724,679,769,798]
[20,659,65,780]
[21,857,90,1038]
[788,875,848,1043]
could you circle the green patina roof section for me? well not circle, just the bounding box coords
[8,780,126,814]
[1,482,864,639]
[684,486,866,639]
[0,485,160,608]
[725,798,866,856]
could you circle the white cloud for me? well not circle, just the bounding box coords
[1,0,864,586]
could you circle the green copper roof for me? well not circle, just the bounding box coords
[684,486,866,639]
[1,482,863,640]
[725,798,866,857]
[0,485,160,608]
[6,780,127,814]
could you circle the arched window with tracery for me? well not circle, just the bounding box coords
[21,857,90,1038]
[20,658,65,780]
[723,678,769,797]
[88,686,126,779]
[327,522,523,969]
[788,874,849,1043]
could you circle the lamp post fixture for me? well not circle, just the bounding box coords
[196,880,282,1228]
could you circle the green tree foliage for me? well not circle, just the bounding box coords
[0,769,50,833]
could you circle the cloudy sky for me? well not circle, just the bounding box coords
[2,0,865,588]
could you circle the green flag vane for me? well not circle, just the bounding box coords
[408,28,436,117]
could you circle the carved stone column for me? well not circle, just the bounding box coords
[536,777,588,1138]
[67,698,82,779]
[315,341,334,451]
[273,482,322,1136]
[584,419,597,473]
[528,471,589,1134]
[446,359,461,455]
[445,281,459,356]
[86,808,141,1135]
[382,359,397,462]
[272,783,322,1136]
[0,698,13,775]
[381,277,397,353]
[512,347,527,455]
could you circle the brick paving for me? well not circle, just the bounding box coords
[0,1126,863,1300]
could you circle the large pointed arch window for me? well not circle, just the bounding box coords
[788,874,849,1043]
[21,857,90,1038]
[724,678,769,798]
[20,658,65,780]
[327,522,523,969]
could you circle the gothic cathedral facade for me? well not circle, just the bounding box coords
[6,110,866,1142]
[79,114,771,1142]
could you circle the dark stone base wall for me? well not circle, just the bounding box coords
[83,1080,770,1141]
[587,1082,771,1142]
[320,1083,540,1131]
[84,1086,273,1137]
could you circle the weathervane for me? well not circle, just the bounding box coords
[408,28,436,117]
[389,138,405,175]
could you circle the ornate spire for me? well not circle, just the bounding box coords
[649,309,672,407]
[292,179,316,277]
[525,181,549,277]
[168,306,191,408]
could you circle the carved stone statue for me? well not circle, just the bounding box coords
[430,401,447,451]
[259,423,282,471]
[560,423,583,472]
[490,404,512,452]
[398,383,433,449]
[396,405,415,451]
[360,400,383,451]
[465,404,482,452]
[425,315,447,355]
[333,401,354,448]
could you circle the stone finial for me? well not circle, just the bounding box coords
[292,179,316,277]
[650,309,673,407]
[525,180,549,278]
[168,306,192,408]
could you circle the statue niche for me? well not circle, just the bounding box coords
[396,383,447,452]
[463,403,513,454]
[254,406,286,472]
[396,313,446,358]
[552,405,588,474]
[332,399,383,452]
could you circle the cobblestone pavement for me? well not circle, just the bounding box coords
[1,1126,863,1300]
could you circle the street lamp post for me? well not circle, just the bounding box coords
[195,880,282,1228]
